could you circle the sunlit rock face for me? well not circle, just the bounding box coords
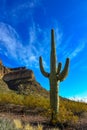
[0,60,10,78]
[0,60,48,97]
[0,60,35,93]
[2,67,35,92]
[3,68,35,82]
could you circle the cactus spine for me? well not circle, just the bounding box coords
[39,29,70,121]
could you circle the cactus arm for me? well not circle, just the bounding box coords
[39,56,49,78]
[58,58,70,81]
[57,62,62,75]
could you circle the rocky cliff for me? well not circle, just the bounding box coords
[3,68,35,82]
[0,60,48,97]
[0,60,10,78]
[0,60,35,81]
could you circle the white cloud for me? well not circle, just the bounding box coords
[0,22,20,59]
[0,22,61,69]
[29,24,36,44]
[0,22,49,68]
[1,0,42,26]
[0,22,32,67]
[55,27,63,48]
[11,0,41,19]
[0,20,86,70]
[68,91,87,103]
[69,41,86,59]
[69,96,87,103]
[27,23,50,68]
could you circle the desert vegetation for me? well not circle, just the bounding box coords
[0,90,87,128]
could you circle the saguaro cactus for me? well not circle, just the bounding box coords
[39,29,70,121]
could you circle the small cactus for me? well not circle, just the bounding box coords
[39,29,70,122]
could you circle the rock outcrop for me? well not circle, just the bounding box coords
[0,60,35,81]
[3,68,35,82]
[3,67,35,92]
[0,60,10,78]
[0,60,48,97]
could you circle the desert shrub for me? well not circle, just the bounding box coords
[61,99,87,117]
[0,117,43,130]
[44,101,78,126]
[58,104,78,125]
[0,92,49,111]
[0,117,18,130]
[0,92,24,105]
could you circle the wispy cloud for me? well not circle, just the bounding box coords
[27,23,54,68]
[0,22,20,58]
[0,18,86,70]
[69,96,87,103]
[0,22,33,67]
[9,0,42,22]
[0,22,49,68]
[0,0,42,26]
[69,41,86,59]
[54,26,63,48]
[0,21,64,69]
[68,90,87,103]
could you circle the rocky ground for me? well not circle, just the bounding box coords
[0,103,87,130]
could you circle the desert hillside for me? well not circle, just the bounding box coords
[0,62,87,129]
[0,78,86,129]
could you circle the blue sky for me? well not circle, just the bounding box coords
[0,0,87,99]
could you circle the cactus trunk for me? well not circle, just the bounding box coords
[50,29,58,120]
[50,77,59,120]
[39,29,70,123]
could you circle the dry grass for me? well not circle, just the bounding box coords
[0,91,86,129]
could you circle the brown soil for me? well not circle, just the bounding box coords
[0,103,87,130]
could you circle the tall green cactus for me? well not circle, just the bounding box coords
[39,29,70,121]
